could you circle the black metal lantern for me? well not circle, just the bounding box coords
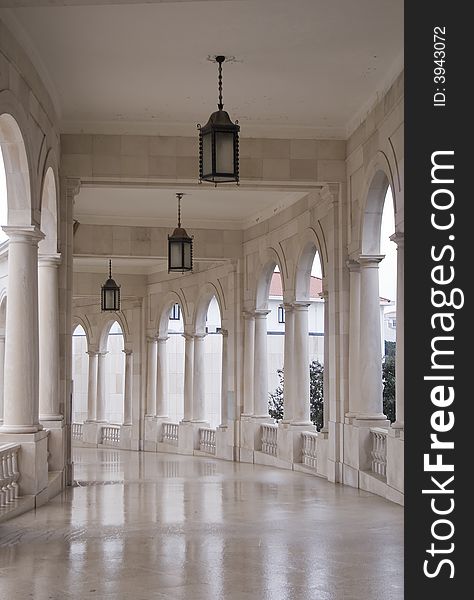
[168,193,193,273]
[198,55,240,185]
[101,259,121,311]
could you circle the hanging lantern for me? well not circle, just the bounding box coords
[168,193,193,273]
[198,55,240,185]
[101,259,121,311]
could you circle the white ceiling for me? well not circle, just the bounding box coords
[2,0,403,138]
[74,185,309,229]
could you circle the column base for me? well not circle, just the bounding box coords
[0,423,43,434]
[40,414,63,422]
[355,413,388,421]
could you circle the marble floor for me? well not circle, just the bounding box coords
[0,448,403,600]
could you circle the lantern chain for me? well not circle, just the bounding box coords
[216,55,225,111]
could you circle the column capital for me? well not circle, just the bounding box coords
[254,309,271,318]
[1,225,44,244]
[242,310,256,320]
[156,336,169,344]
[146,335,157,344]
[390,231,404,247]
[346,259,360,272]
[220,328,229,337]
[359,254,385,267]
[282,302,295,312]
[122,349,133,356]
[38,253,62,267]
[182,333,194,341]
[193,332,207,340]
[97,350,108,357]
[66,177,81,199]
[86,350,99,357]
[293,302,311,311]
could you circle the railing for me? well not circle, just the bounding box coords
[0,444,20,508]
[72,423,83,441]
[370,427,388,478]
[301,431,318,469]
[199,428,216,454]
[261,423,278,456]
[101,425,121,446]
[162,423,179,446]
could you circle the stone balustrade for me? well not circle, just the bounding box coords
[72,423,83,441]
[370,427,388,478]
[0,444,20,507]
[162,423,179,446]
[261,423,278,456]
[101,425,121,446]
[301,431,318,469]
[199,428,216,454]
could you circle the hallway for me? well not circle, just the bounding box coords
[0,448,403,600]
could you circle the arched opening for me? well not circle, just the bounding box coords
[0,146,7,244]
[104,321,125,424]
[203,295,222,428]
[167,302,185,423]
[0,296,6,424]
[39,166,58,255]
[379,186,397,422]
[72,324,89,424]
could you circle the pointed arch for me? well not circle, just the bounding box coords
[98,313,130,351]
[39,154,59,255]
[156,290,189,338]
[193,282,224,335]
[255,247,285,311]
[295,228,326,302]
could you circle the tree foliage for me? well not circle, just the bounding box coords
[268,360,324,430]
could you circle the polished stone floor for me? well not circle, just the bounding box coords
[0,448,403,599]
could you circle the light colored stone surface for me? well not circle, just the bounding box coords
[0,447,403,599]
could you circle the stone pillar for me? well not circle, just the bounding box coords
[38,254,62,421]
[86,351,98,421]
[242,312,255,416]
[282,303,294,422]
[220,329,229,427]
[182,334,194,421]
[292,303,312,425]
[96,351,108,422]
[319,289,329,431]
[391,232,404,429]
[0,226,44,433]
[192,334,206,422]
[346,261,361,418]
[0,334,5,424]
[357,255,386,420]
[253,310,270,418]
[146,337,157,416]
[122,350,133,426]
[156,337,169,418]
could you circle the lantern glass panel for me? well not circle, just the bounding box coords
[183,240,192,269]
[104,288,116,310]
[215,131,234,174]
[170,240,182,269]
[202,132,212,177]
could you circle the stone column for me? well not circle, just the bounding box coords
[146,337,157,416]
[391,232,404,429]
[156,337,169,418]
[282,303,294,422]
[253,310,270,418]
[96,351,108,422]
[220,329,229,427]
[242,312,255,416]
[192,334,206,422]
[0,226,44,433]
[38,254,62,421]
[292,303,312,425]
[86,351,98,421]
[0,334,5,424]
[122,350,133,425]
[346,261,361,418]
[357,255,386,420]
[319,289,329,431]
[182,334,194,422]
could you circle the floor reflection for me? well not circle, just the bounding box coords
[0,447,403,600]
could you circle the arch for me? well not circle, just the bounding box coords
[39,162,59,255]
[294,228,326,302]
[360,154,395,255]
[193,282,224,335]
[0,293,6,335]
[98,313,130,352]
[72,315,93,349]
[0,105,34,227]
[255,247,285,311]
[156,290,188,338]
